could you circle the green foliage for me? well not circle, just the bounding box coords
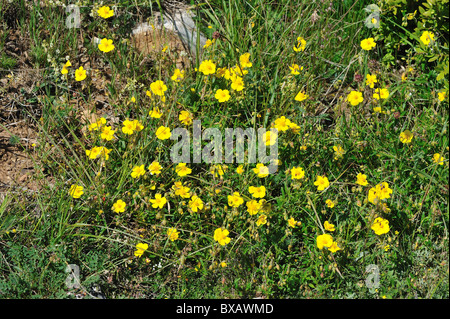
[0,53,17,70]
[0,0,448,299]
[0,242,68,298]
[373,0,449,87]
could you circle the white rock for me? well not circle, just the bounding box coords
[132,7,206,58]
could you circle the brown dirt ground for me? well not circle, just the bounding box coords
[0,6,194,195]
[0,25,42,193]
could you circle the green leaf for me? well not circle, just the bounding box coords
[416,47,425,54]
[428,55,439,62]
[436,71,446,81]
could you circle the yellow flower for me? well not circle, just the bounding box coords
[167,228,179,241]
[148,161,162,175]
[239,53,252,68]
[61,66,69,75]
[371,217,390,235]
[100,126,116,141]
[86,147,101,160]
[406,10,417,20]
[231,76,245,91]
[150,80,168,96]
[333,145,345,160]
[288,121,301,134]
[149,107,163,118]
[156,126,171,140]
[231,65,248,76]
[223,67,232,78]
[175,163,192,177]
[97,6,114,19]
[203,39,215,48]
[61,60,71,75]
[177,187,191,199]
[314,175,330,191]
[214,228,231,246]
[256,214,268,226]
[150,193,167,209]
[373,106,384,114]
[273,116,292,132]
[88,118,106,132]
[373,88,389,100]
[356,173,368,186]
[295,91,309,102]
[368,187,379,204]
[215,89,231,103]
[112,199,126,213]
[438,91,447,102]
[172,181,183,191]
[288,217,300,228]
[293,36,306,52]
[246,200,262,215]
[399,130,413,144]
[376,182,393,201]
[85,147,101,160]
[328,241,341,253]
[236,165,244,175]
[290,166,305,180]
[100,147,111,160]
[134,243,148,257]
[420,31,435,46]
[347,91,363,106]
[220,261,227,268]
[365,74,377,88]
[133,120,143,131]
[228,192,244,208]
[172,182,191,198]
[98,38,115,53]
[368,182,392,204]
[325,199,335,208]
[179,110,193,125]
[263,130,277,146]
[316,234,333,249]
[75,66,87,81]
[324,220,335,232]
[360,37,376,50]
[86,146,111,161]
[122,119,136,135]
[380,203,391,214]
[131,165,146,178]
[69,184,84,198]
[216,67,227,78]
[99,146,111,160]
[433,153,444,165]
[401,72,407,82]
[198,59,216,75]
[171,68,185,82]
[91,118,106,129]
[210,164,227,178]
[253,163,269,178]
[248,186,266,198]
[289,64,303,75]
[189,195,204,212]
